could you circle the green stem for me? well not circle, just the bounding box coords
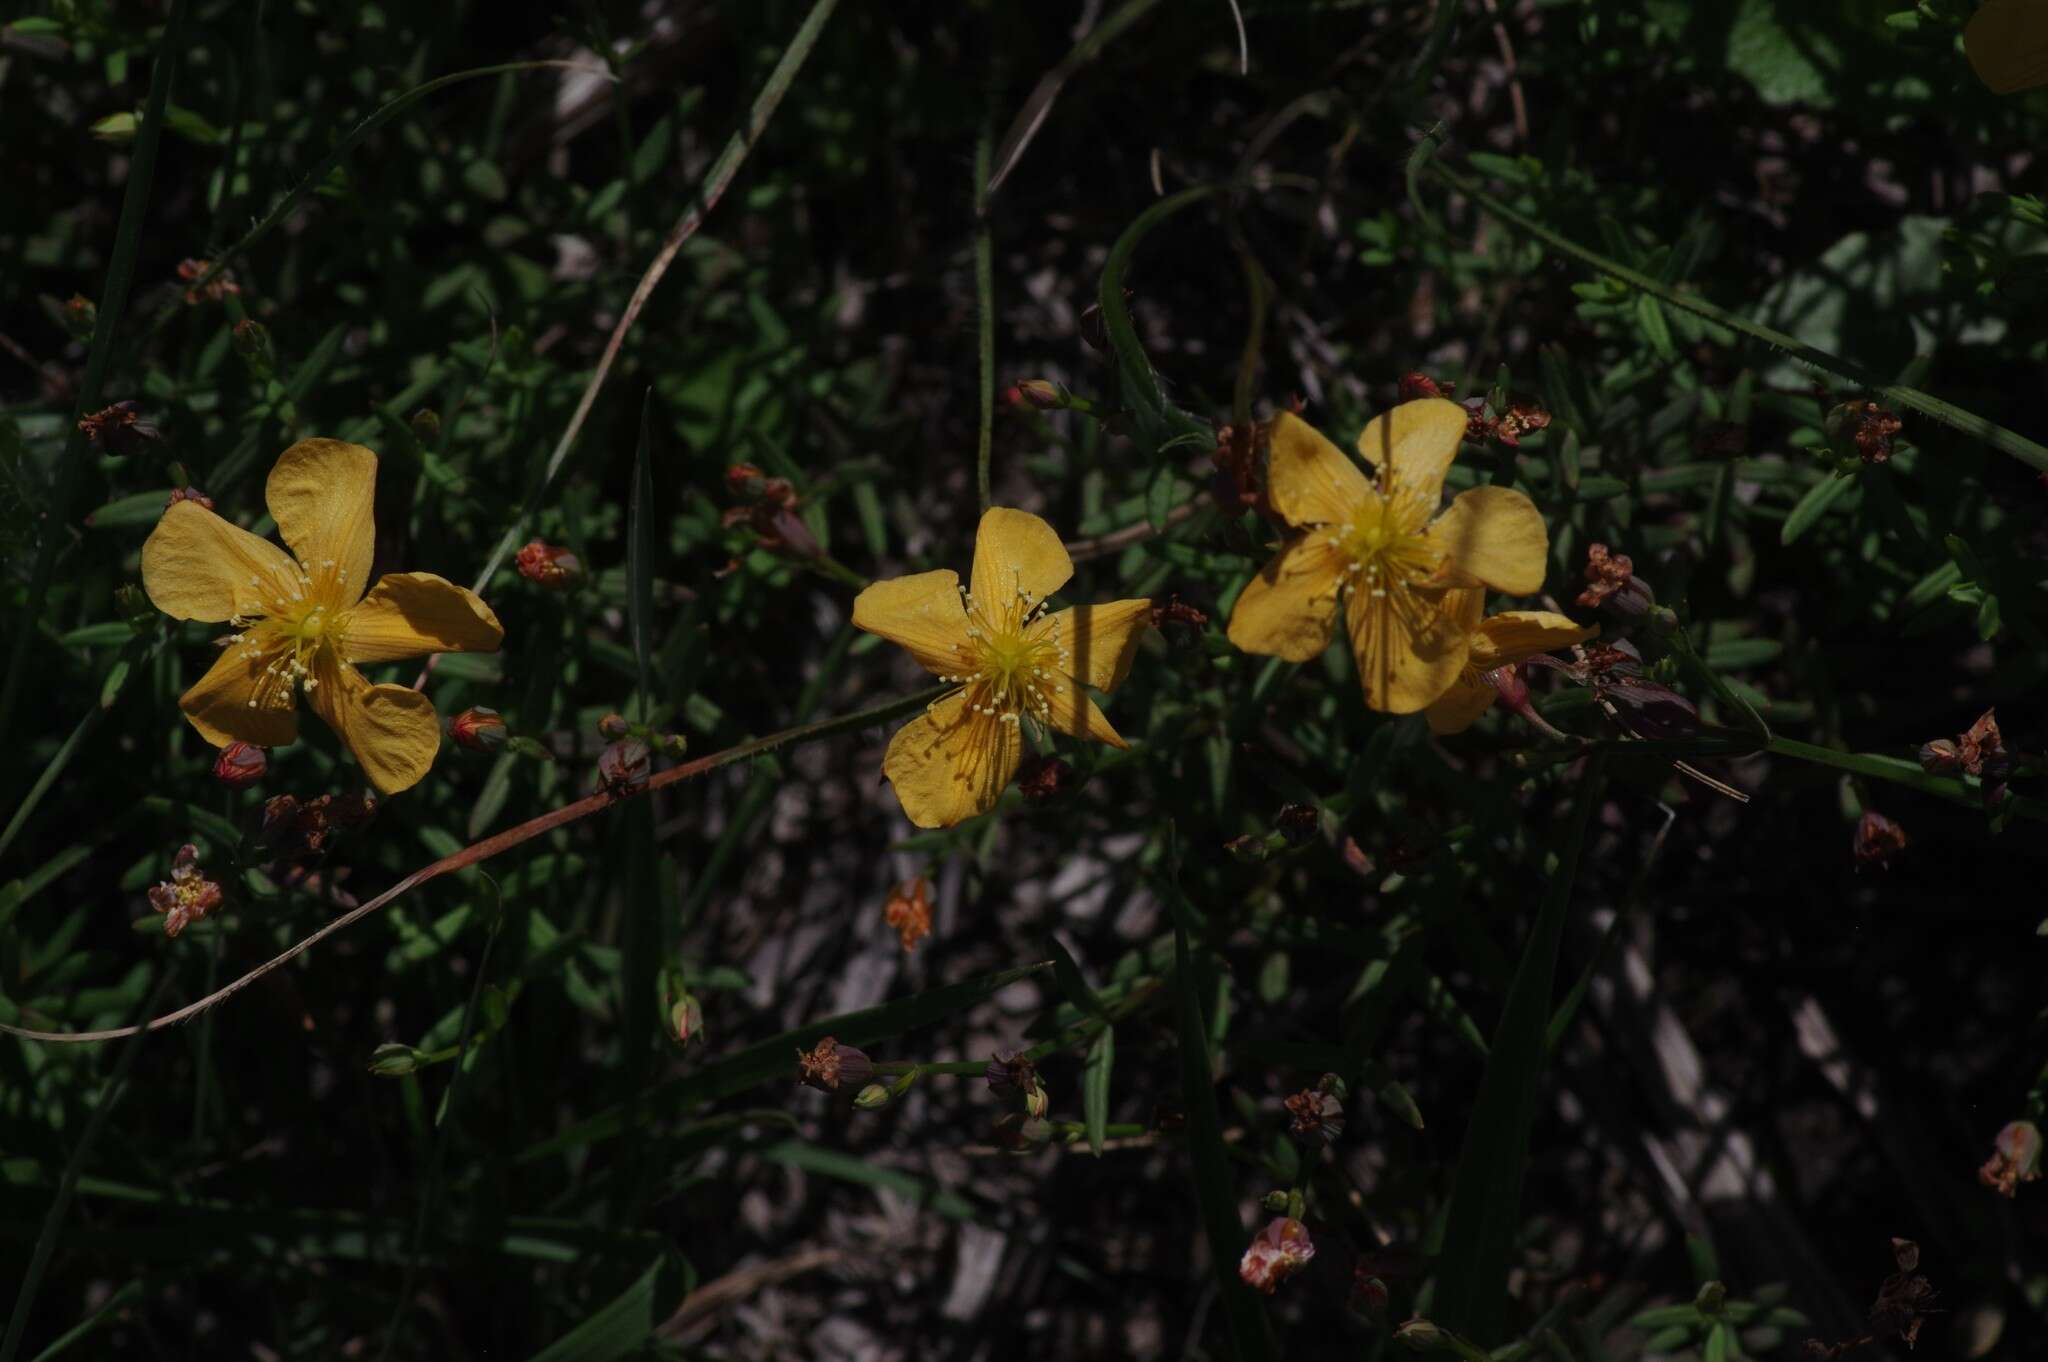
[1764,736,2048,821]
[0,0,190,757]
[1426,159,2048,474]
[974,115,996,512]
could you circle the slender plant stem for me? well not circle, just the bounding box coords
[0,0,190,758]
[0,969,172,1362]
[0,684,949,1046]
[974,121,996,512]
[1426,157,2048,474]
[469,0,842,594]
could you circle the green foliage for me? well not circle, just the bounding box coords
[4,0,2047,1357]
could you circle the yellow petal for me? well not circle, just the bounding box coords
[1427,485,1549,595]
[344,572,505,665]
[179,642,300,748]
[881,690,1023,829]
[141,500,301,622]
[1966,0,2048,92]
[970,507,1072,611]
[1035,598,1151,693]
[851,568,971,675]
[1355,398,1467,506]
[1037,670,1129,749]
[1471,611,1597,668]
[1226,536,1344,662]
[308,654,442,794]
[1425,674,1498,736]
[1345,580,1473,713]
[1267,410,1370,527]
[265,438,379,603]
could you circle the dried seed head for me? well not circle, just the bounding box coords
[796,1036,873,1092]
[1238,1218,1316,1295]
[146,844,223,937]
[883,877,932,953]
[1853,810,1908,870]
[1979,1120,2043,1197]
[514,540,585,590]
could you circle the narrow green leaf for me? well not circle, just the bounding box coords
[1170,861,1273,1360]
[524,1253,690,1362]
[516,961,1051,1163]
[1779,472,1856,545]
[1433,753,1608,1346]
[1635,293,1676,359]
[1098,187,1215,455]
[1049,936,1108,1020]
[767,1140,979,1219]
[627,391,657,717]
[1084,1027,1114,1157]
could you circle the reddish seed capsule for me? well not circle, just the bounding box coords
[212,741,267,787]
[515,540,584,590]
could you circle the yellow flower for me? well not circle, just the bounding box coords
[141,439,504,794]
[852,508,1150,828]
[1965,0,2048,93]
[1424,597,1597,735]
[1227,399,1549,712]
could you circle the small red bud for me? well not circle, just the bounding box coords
[212,741,267,787]
[449,707,507,752]
[1009,379,1062,410]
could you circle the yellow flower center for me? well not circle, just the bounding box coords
[1326,482,1448,626]
[229,559,355,710]
[937,572,1070,727]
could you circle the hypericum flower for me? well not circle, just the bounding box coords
[1965,0,2048,93]
[1227,401,1549,713]
[1238,1217,1315,1295]
[140,439,504,794]
[1425,605,1597,735]
[852,507,1151,828]
[147,844,222,937]
[883,877,932,952]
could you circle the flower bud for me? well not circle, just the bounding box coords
[795,1036,874,1092]
[1275,803,1319,847]
[368,1043,424,1077]
[115,583,155,633]
[1261,1190,1292,1213]
[724,463,769,500]
[1398,371,1454,402]
[410,408,441,443]
[853,1083,891,1110]
[597,713,632,739]
[515,540,585,590]
[232,318,273,376]
[1916,737,1963,775]
[1695,1280,1727,1315]
[175,258,239,305]
[449,707,508,752]
[1007,379,1062,411]
[596,738,650,795]
[212,741,267,787]
[60,293,97,342]
[1352,1272,1390,1325]
[1394,1318,1446,1351]
[668,991,703,1049]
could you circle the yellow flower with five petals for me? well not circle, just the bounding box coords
[1227,399,1549,712]
[141,438,504,794]
[853,508,1150,828]
[1424,596,1597,735]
